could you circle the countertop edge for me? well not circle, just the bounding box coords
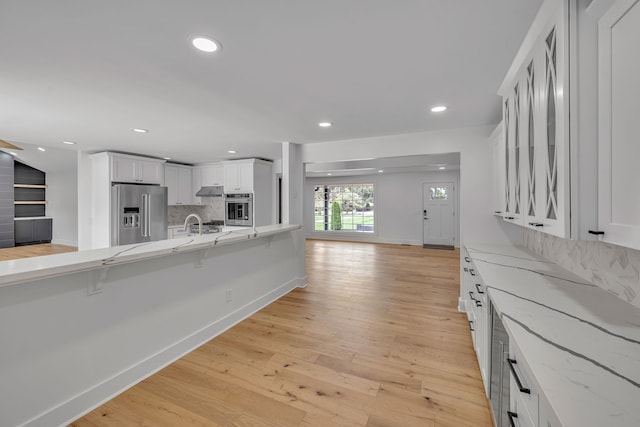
[0,224,301,289]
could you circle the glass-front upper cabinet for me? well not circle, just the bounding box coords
[498,0,570,239]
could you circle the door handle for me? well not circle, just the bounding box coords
[423,209,428,220]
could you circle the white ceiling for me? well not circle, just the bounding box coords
[0,1,541,165]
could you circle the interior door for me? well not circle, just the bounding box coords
[423,182,455,248]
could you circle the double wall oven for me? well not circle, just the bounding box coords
[225,193,253,226]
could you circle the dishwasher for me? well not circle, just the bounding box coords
[489,301,511,427]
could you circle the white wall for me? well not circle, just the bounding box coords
[301,125,523,247]
[46,167,78,246]
[305,170,461,246]
[77,151,93,250]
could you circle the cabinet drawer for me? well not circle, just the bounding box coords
[171,228,191,239]
[509,343,539,426]
[509,377,536,427]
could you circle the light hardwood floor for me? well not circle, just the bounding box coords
[0,243,77,261]
[70,240,492,427]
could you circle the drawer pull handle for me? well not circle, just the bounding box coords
[463,267,469,272]
[469,269,476,276]
[468,291,476,301]
[507,411,518,427]
[475,300,482,307]
[528,222,544,227]
[505,216,515,220]
[464,256,471,263]
[588,230,605,235]
[507,358,531,394]
[468,320,474,332]
[475,283,485,294]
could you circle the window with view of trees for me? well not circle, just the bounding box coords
[314,184,374,232]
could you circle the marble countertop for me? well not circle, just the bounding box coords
[0,224,300,289]
[466,244,640,427]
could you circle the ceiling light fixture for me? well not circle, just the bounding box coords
[228,150,237,154]
[8,152,17,156]
[163,157,172,160]
[439,166,446,170]
[37,147,46,152]
[431,106,447,113]
[318,122,332,128]
[132,128,148,133]
[378,170,384,173]
[327,173,332,176]
[62,140,76,145]
[192,36,221,53]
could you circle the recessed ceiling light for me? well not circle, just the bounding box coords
[132,128,148,133]
[431,106,447,113]
[439,166,446,170]
[192,36,221,53]
[378,170,384,173]
[37,147,46,152]
[62,140,76,145]
[318,122,333,128]
[8,152,17,156]
[327,173,332,176]
[163,157,172,160]
[228,150,237,154]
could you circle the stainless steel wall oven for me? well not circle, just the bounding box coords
[225,193,253,226]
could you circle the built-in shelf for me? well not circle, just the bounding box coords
[14,184,47,189]
[14,201,48,205]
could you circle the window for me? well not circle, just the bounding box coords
[314,184,374,232]
[429,186,448,200]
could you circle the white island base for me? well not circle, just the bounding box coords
[0,224,304,427]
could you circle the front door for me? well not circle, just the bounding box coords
[423,182,455,248]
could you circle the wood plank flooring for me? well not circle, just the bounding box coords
[71,240,493,427]
[0,243,77,260]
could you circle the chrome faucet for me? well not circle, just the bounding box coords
[183,213,203,235]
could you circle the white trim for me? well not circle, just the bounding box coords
[51,238,78,247]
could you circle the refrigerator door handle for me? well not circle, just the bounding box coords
[142,194,149,237]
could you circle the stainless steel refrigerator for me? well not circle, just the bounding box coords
[111,184,168,246]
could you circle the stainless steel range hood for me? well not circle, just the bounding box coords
[195,186,224,197]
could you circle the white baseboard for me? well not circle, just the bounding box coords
[28,278,300,427]
[51,238,78,247]
[458,297,466,312]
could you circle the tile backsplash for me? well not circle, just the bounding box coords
[167,197,224,226]
[524,229,640,310]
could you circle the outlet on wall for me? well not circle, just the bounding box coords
[226,288,232,303]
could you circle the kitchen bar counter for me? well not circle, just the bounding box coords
[466,244,640,426]
[0,223,300,289]
[0,222,304,426]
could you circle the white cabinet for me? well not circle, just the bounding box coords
[224,162,253,193]
[111,154,164,185]
[462,247,490,395]
[201,164,224,186]
[498,0,570,238]
[596,0,640,250]
[164,164,193,205]
[491,123,505,216]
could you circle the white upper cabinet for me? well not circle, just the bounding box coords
[224,162,253,193]
[498,0,570,238]
[111,154,164,185]
[201,164,224,186]
[596,0,640,250]
[164,164,193,205]
[491,123,505,216]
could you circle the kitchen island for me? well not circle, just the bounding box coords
[0,224,304,427]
